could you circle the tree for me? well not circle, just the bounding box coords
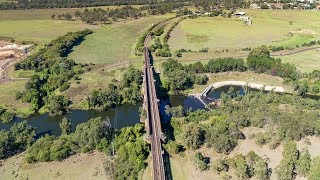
[114,124,149,180]
[73,117,111,152]
[212,158,229,173]
[234,155,250,179]
[297,149,311,177]
[181,123,205,150]
[0,122,35,159]
[194,152,209,171]
[65,13,72,20]
[46,95,70,116]
[60,118,72,135]
[275,141,298,180]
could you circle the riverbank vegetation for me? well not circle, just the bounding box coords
[88,66,143,111]
[0,122,35,159]
[162,58,208,93]
[164,89,320,179]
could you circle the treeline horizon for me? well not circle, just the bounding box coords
[0,0,247,10]
[0,0,188,10]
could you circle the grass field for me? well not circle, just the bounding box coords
[0,5,143,43]
[0,20,96,43]
[281,48,320,73]
[0,80,34,117]
[0,151,110,180]
[68,14,173,64]
[169,10,320,51]
[0,5,143,21]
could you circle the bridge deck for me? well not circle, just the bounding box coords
[144,47,165,180]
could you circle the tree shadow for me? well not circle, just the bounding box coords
[163,149,173,180]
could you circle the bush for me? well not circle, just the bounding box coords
[311,86,319,94]
[194,152,209,171]
[297,150,311,177]
[308,156,320,180]
[45,95,70,116]
[212,158,229,173]
[192,75,208,85]
[0,107,15,124]
[59,83,70,92]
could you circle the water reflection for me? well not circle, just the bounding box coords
[0,103,141,136]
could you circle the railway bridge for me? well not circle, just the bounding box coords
[142,44,166,180]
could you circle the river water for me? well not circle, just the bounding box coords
[1,85,318,136]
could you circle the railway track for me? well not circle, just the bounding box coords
[143,25,166,179]
[144,47,165,180]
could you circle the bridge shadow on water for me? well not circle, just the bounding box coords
[149,50,174,180]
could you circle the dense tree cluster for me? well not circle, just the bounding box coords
[205,57,246,73]
[162,59,208,93]
[73,6,143,24]
[247,46,298,80]
[0,122,35,159]
[166,89,320,153]
[114,124,149,180]
[161,57,245,93]
[223,90,320,143]
[168,109,244,154]
[15,30,92,113]
[25,117,112,163]
[211,151,269,179]
[88,66,143,110]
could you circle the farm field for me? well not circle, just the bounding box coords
[281,48,320,73]
[69,14,174,64]
[168,10,320,51]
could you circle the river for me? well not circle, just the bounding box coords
[1,85,318,137]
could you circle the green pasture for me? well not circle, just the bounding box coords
[0,5,143,21]
[0,80,34,117]
[168,10,320,51]
[68,14,174,64]
[0,20,95,43]
[281,48,320,73]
